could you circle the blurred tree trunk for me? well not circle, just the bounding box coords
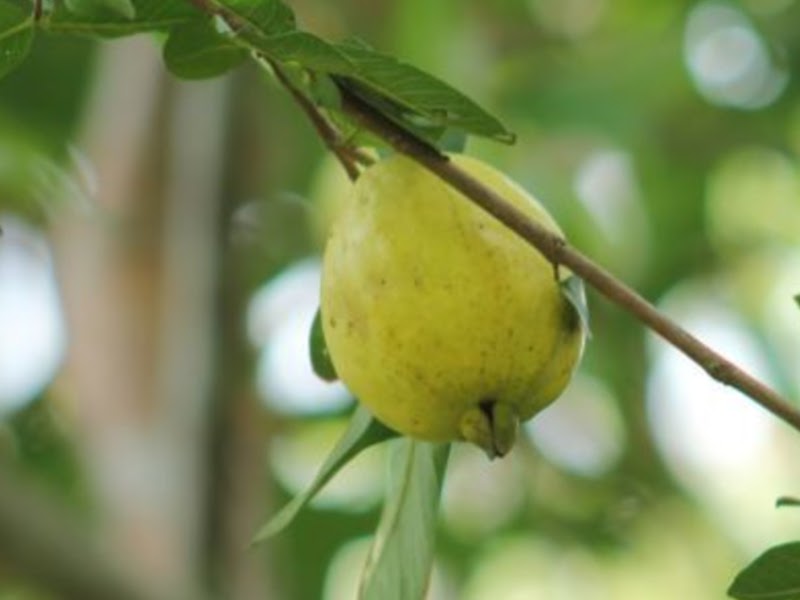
[48,36,275,598]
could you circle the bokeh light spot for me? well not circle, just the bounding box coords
[684,2,788,109]
[526,374,624,477]
[247,259,350,415]
[0,216,66,416]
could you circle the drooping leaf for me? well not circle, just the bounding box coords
[776,496,800,508]
[163,18,247,79]
[335,39,515,145]
[729,542,800,600]
[252,406,398,543]
[560,274,591,337]
[0,1,33,80]
[359,440,451,600]
[45,0,196,37]
[65,0,136,20]
[309,307,338,382]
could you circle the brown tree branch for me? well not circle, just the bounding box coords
[336,86,800,433]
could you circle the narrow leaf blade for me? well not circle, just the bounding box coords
[0,1,33,80]
[163,19,247,79]
[252,406,397,543]
[359,440,451,600]
[729,542,800,600]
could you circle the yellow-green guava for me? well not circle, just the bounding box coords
[321,154,585,458]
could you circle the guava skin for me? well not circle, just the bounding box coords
[321,154,584,458]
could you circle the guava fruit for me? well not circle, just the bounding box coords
[320,154,585,458]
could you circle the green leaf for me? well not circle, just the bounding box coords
[252,406,398,543]
[211,2,513,144]
[252,30,354,72]
[729,542,800,599]
[45,0,196,37]
[217,0,295,36]
[776,496,800,508]
[0,1,33,81]
[560,275,591,337]
[163,18,247,79]
[794,294,799,310]
[335,40,515,145]
[65,0,136,20]
[359,440,451,600]
[309,307,338,381]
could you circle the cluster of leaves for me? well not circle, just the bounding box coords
[1,0,514,145]
[1,1,798,598]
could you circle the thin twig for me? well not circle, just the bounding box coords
[183,0,365,180]
[268,62,361,181]
[336,86,800,433]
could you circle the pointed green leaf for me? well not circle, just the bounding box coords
[776,496,800,509]
[65,0,136,20]
[359,440,450,600]
[335,40,515,144]
[560,274,591,336]
[729,542,800,599]
[0,1,33,81]
[252,406,398,543]
[45,0,196,37]
[309,307,338,382]
[163,18,247,79]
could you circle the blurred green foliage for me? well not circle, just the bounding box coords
[1,0,800,599]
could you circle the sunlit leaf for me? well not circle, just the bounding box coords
[65,0,136,20]
[45,0,196,36]
[359,440,450,600]
[309,307,338,382]
[252,406,397,543]
[729,542,800,600]
[163,18,247,79]
[0,1,33,80]
[561,275,591,337]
